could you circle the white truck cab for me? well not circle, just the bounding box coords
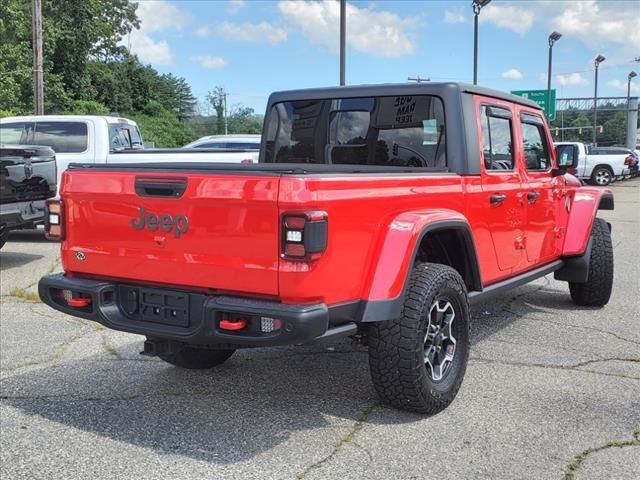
[0,115,260,193]
[554,141,631,186]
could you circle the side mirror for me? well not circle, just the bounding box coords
[552,144,579,177]
[555,145,579,168]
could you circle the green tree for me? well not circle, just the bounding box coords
[0,0,138,113]
[228,105,263,134]
[206,86,227,134]
[128,100,196,148]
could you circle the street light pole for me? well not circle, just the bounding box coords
[472,0,491,85]
[593,55,606,146]
[339,0,346,86]
[546,32,561,122]
[628,71,638,149]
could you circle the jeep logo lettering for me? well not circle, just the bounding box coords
[131,207,188,238]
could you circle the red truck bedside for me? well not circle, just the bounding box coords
[39,83,614,414]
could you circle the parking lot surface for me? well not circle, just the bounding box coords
[1,181,638,480]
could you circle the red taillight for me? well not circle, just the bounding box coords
[281,211,328,261]
[44,199,64,241]
[624,155,633,166]
[241,158,254,164]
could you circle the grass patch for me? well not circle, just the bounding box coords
[9,287,41,302]
[564,429,640,479]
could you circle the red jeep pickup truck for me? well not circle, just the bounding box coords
[39,83,614,414]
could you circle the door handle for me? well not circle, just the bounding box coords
[490,194,507,205]
[527,191,540,202]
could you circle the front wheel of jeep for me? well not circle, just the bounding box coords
[569,217,613,307]
[367,263,470,414]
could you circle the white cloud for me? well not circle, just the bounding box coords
[548,1,640,52]
[608,79,640,94]
[195,27,210,38]
[556,73,588,87]
[480,4,535,36]
[227,0,246,14]
[443,9,465,24]
[191,55,228,69]
[126,1,192,66]
[278,0,417,57]
[502,68,523,80]
[218,21,288,45]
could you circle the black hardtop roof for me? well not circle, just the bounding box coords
[267,82,541,110]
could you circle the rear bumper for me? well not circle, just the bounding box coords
[38,274,336,348]
[0,200,46,229]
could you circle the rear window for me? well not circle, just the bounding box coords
[109,123,142,150]
[264,95,446,168]
[0,121,88,153]
[0,122,26,144]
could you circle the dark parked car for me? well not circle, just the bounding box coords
[0,145,57,249]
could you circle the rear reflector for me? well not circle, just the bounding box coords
[260,317,282,333]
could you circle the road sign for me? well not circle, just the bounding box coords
[511,89,556,121]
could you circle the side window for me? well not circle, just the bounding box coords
[33,122,88,153]
[480,106,514,170]
[0,122,31,144]
[195,142,227,149]
[520,118,550,170]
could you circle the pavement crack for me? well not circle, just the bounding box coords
[471,356,640,380]
[563,429,640,479]
[502,308,640,346]
[295,402,377,479]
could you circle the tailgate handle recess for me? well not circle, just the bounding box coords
[135,177,187,198]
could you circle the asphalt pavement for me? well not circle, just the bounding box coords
[1,181,638,480]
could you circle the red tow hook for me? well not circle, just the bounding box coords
[219,318,247,331]
[67,297,92,308]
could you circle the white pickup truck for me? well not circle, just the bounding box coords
[554,141,633,186]
[0,115,260,191]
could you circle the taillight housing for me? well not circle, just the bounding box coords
[44,199,64,241]
[624,154,634,166]
[281,211,328,261]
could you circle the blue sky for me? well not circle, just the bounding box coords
[127,0,640,115]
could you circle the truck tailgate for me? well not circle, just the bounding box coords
[61,170,280,296]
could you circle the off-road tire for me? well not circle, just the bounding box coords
[590,166,613,186]
[569,218,613,307]
[159,345,235,369]
[367,263,470,414]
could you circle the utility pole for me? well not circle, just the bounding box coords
[32,0,44,115]
[339,0,346,86]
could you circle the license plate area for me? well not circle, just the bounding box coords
[117,285,190,327]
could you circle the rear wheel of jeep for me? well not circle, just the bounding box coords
[368,263,470,414]
[159,345,235,369]
[569,218,613,307]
